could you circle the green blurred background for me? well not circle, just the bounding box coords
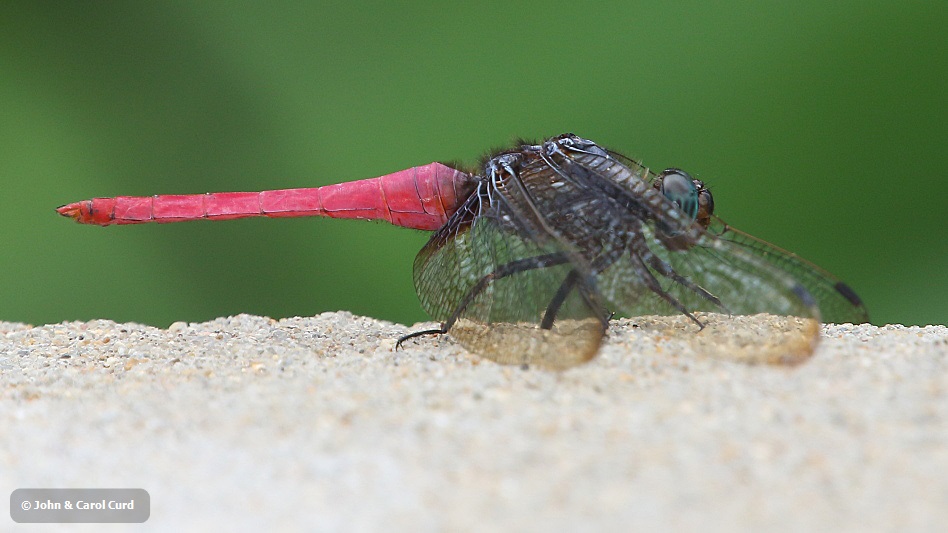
[2,1,944,328]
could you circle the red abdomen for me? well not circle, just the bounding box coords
[57,162,477,231]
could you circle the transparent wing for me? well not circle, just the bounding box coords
[412,183,606,370]
[706,219,869,324]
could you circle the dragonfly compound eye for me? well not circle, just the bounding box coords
[697,183,714,217]
[658,169,699,222]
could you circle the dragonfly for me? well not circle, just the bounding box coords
[58,133,868,369]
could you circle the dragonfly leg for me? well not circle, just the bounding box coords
[396,325,448,350]
[540,270,579,329]
[540,254,617,330]
[629,251,705,329]
[641,252,730,313]
[444,251,571,329]
[575,277,612,328]
[402,252,573,349]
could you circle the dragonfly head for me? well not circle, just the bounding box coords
[655,169,714,230]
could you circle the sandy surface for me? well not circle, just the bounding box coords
[1,313,946,532]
